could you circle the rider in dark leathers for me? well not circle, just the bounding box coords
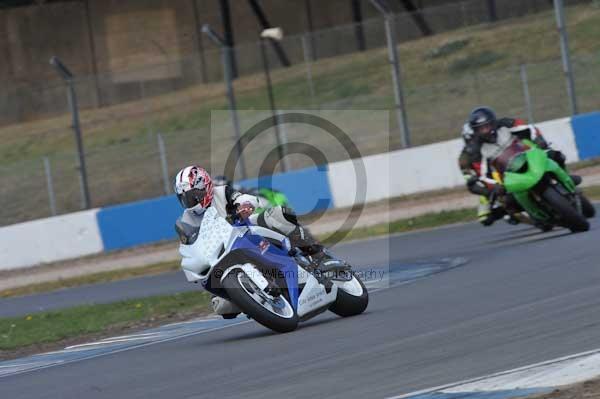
[466,107,571,227]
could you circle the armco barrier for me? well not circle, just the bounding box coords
[0,209,103,271]
[571,112,600,160]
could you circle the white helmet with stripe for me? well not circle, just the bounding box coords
[174,166,214,210]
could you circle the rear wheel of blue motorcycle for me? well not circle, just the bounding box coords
[329,274,369,317]
[223,268,299,333]
[541,186,589,232]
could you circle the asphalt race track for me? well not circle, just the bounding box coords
[2,208,600,399]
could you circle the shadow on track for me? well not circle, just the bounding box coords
[204,311,374,344]
[483,228,547,244]
[508,230,574,249]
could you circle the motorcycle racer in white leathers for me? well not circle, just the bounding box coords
[174,165,327,318]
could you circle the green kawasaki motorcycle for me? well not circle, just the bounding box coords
[502,140,595,232]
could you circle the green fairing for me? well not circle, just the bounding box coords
[503,147,576,221]
[258,188,289,207]
[254,188,289,214]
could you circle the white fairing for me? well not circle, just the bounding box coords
[220,263,269,291]
[333,276,364,296]
[179,206,339,319]
[296,271,338,317]
[179,207,235,281]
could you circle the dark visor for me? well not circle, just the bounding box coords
[473,122,493,134]
[178,188,207,208]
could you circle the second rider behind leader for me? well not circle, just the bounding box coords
[458,106,572,227]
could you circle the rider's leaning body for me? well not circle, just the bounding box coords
[468,107,566,191]
[457,123,499,225]
[174,165,331,318]
[175,166,321,253]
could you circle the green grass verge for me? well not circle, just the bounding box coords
[0,291,211,351]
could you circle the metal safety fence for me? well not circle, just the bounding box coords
[0,0,599,226]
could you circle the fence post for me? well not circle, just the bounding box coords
[49,56,91,209]
[43,156,57,216]
[553,0,578,115]
[369,0,411,148]
[202,24,248,180]
[301,34,316,107]
[520,64,534,123]
[157,133,171,195]
[259,37,289,172]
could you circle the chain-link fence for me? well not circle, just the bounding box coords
[1,0,599,226]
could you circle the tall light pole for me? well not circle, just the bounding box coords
[260,27,289,172]
[553,0,578,115]
[370,0,411,148]
[202,24,247,180]
[49,56,91,209]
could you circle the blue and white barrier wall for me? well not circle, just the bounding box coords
[571,112,600,160]
[96,165,332,252]
[0,114,597,270]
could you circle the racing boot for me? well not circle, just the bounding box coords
[304,246,353,291]
[478,196,506,226]
[477,195,491,224]
[481,206,506,226]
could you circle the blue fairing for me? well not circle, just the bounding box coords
[231,231,299,309]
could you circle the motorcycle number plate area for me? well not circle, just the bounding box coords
[297,274,337,317]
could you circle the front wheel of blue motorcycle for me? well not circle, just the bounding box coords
[223,268,298,333]
[329,273,369,317]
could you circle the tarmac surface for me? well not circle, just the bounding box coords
[2,209,600,399]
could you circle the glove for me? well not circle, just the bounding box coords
[236,202,255,219]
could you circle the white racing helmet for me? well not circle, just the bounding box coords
[174,166,214,210]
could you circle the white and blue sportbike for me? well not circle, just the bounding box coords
[176,207,368,333]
